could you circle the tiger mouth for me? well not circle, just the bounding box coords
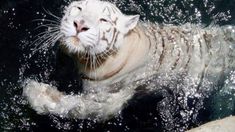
[71,36,80,45]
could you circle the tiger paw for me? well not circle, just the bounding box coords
[23,80,62,114]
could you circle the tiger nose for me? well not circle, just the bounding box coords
[73,20,90,33]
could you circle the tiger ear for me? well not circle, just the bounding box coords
[119,15,140,34]
[125,15,140,31]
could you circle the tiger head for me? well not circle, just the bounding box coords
[60,0,140,56]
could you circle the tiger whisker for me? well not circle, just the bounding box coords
[31,34,62,55]
[84,51,89,72]
[33,33,61,50]
[42,7,61,21]
[32,19,60,24]
[23,31,57,48]
[31,30,62,48]
[33,29,60,39]
[34,24,60,30]
[89,52,93,78]
[32,31,61,47]
[93,55,97,80]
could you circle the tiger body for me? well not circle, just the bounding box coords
[82,23,235,89]
[23,0,235,120]
[142,23,235,82]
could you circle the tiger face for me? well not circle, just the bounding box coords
[60,0,139,55]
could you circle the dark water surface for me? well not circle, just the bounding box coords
[0,0,235,131]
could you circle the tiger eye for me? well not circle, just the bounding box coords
[70,7,81,16]
[100,18,108,22]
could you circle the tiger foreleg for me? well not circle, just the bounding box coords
[23,80,84,117]
[23,80,133,120]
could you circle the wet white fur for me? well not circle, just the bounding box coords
[24,0,143,120]
[187,116,235,132]
[23,80,135,119]
[23,0,235,121]
[60,0,139,55]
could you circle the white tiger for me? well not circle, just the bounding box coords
[23,0,235,120]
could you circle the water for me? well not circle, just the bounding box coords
[0,0,235,131]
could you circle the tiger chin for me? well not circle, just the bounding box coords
[23,0,235,121]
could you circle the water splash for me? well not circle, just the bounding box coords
[0,0,234,131]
